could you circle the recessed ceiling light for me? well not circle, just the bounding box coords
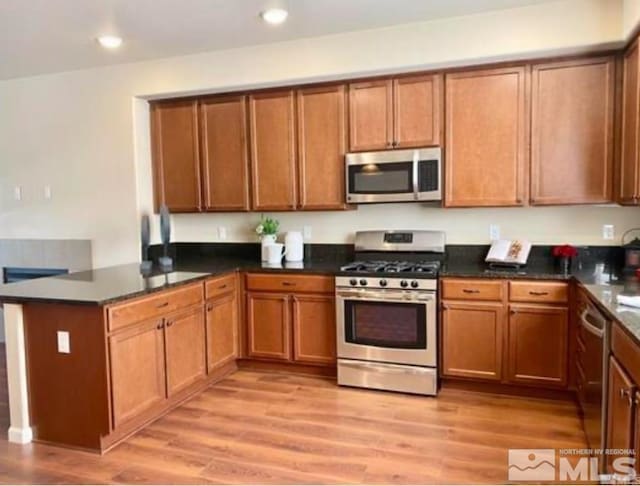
[97,35,123,49]
[260,8,288,25]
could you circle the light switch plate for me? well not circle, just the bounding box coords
[303,226,312,240]
[44,185,52,200]
[13,186,22,201]
[57,331,70,354]
[603,224,614,240]
[489,224,500,241]
[218,226,227,240]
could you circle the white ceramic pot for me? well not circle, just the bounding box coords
[261,234,277,261]
[265,243,286,264]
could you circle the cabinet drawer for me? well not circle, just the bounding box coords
[108,283,204,332]
[441,279,504,301]
[245,273,334,294]
[611,322,640,386]
[509,281,568,304]
[205,273,237,300]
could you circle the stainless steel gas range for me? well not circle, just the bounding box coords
[336,230,445,396]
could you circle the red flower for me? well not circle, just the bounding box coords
[553,245,578,258]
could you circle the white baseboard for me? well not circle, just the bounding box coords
[8,426,33,444]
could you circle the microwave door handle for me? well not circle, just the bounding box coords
[412,151,419,199]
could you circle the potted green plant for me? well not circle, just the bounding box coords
[255,215,279,261]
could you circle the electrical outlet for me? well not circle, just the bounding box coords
[44,185,52,200]
[303,226,312,240]
[57,331,70,354]
[217,226,227,241]
[603,224,614,240]
[489,224,500,241]
[13,186,22,201]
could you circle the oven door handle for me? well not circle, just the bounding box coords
[337,290,434,302]
[580,308,605,338]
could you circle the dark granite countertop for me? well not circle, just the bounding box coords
[0,255,349,306]
[440,262,572,280]
[2,242,640,348]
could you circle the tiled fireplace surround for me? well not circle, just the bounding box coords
[0,239,92,342]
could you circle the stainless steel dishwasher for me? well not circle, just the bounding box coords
[577,297,610,470]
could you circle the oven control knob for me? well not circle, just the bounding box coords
[400,280,408,288]
[379,279,388,287]
[349,278,358,286]
[359,279,368,286]
[411,280,419,288]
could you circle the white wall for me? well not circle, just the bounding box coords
[624,0,640,37]
[0,0,635,267]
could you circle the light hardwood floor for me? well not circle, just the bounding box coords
[0,361,586,484]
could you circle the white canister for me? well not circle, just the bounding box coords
[284,231,304,262]
[265,243,286,264]
[261,234,277,261]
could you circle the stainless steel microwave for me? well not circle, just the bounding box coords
[345,148,442,203]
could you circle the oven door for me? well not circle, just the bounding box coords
[336,288,436,367]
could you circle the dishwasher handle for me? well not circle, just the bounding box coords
[580,308,606,338]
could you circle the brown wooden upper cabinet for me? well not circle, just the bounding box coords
[297,85,348,210]
[620,38,640,205]
[200,95,251,211]
[348,74,442,152]
[445,66,529,207]
[530,57,615,205]
[249,90,297,211]
[150,99,202,212]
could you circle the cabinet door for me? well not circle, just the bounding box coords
[109,319,166,427]
[606,356,636,472]
[246,292,292,361]
[297,85,348,210]
[441,301,504,381]
[249,90,297,210]
[531,57,614,205]
[164,306,206,397]
[620,40,640,204]
[507,304,568,387]
[393,74,442,148]
[445,67,529,207]
[292,294,336,366]
[150,99,202,212]
[200,95,250,211]
[205,292,238,372]
[348,80,393,151]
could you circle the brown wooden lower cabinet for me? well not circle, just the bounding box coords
[292,294,336,365]
[606,356,636,472]
[165,305,207,397]
[441,301,504,381]
[440,278,569,390]
[109,317,167,428]
[206,291,239,372]
[245,273,336,366]
[246,292,292,361]
[507,304,568,387]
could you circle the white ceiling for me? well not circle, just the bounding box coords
[0,0,561,80]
